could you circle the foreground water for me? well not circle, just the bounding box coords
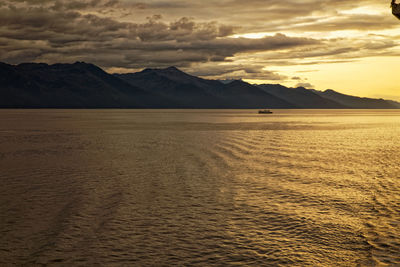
[0,109,399,266]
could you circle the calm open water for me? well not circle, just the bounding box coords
[0,109,399,266]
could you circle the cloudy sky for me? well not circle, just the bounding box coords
[1,0,399,99]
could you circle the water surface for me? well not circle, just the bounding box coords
[0,109,399,266]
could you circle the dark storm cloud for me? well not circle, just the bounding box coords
[296,82,315,88]
[12,0,120,9]
[185,64,285,80]
[123,0,391,33]
[0,3,320,70]
[184,64,262,77]
[0,0,398,81]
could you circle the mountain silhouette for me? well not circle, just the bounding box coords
[115,67,226,108]
[1,62,399,109]
[312,89,400,109]
[257,84,345,108]
[0,62,173,108]
[220,80,294,108]
[116,67,294,108]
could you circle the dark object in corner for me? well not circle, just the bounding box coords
[392,0,400,19]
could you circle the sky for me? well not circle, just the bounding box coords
[0,0,399,99]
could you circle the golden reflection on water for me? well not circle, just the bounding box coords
[0,109,399,266]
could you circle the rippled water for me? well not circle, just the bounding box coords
[0,109,400,266]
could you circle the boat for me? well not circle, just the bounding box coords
[258,109,273,114]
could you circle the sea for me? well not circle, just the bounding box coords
[0,109,399,266]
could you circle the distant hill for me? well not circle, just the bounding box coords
[257,84,345,108]
[220,80,294,108]
[0,61,399,109]
[115,67,227,108]
[115,67,294,108]
[0,62,172,108]
[312,89,400,109]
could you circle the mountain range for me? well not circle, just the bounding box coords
[0,61,399,109]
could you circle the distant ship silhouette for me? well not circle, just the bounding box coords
[258,109,273,114]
